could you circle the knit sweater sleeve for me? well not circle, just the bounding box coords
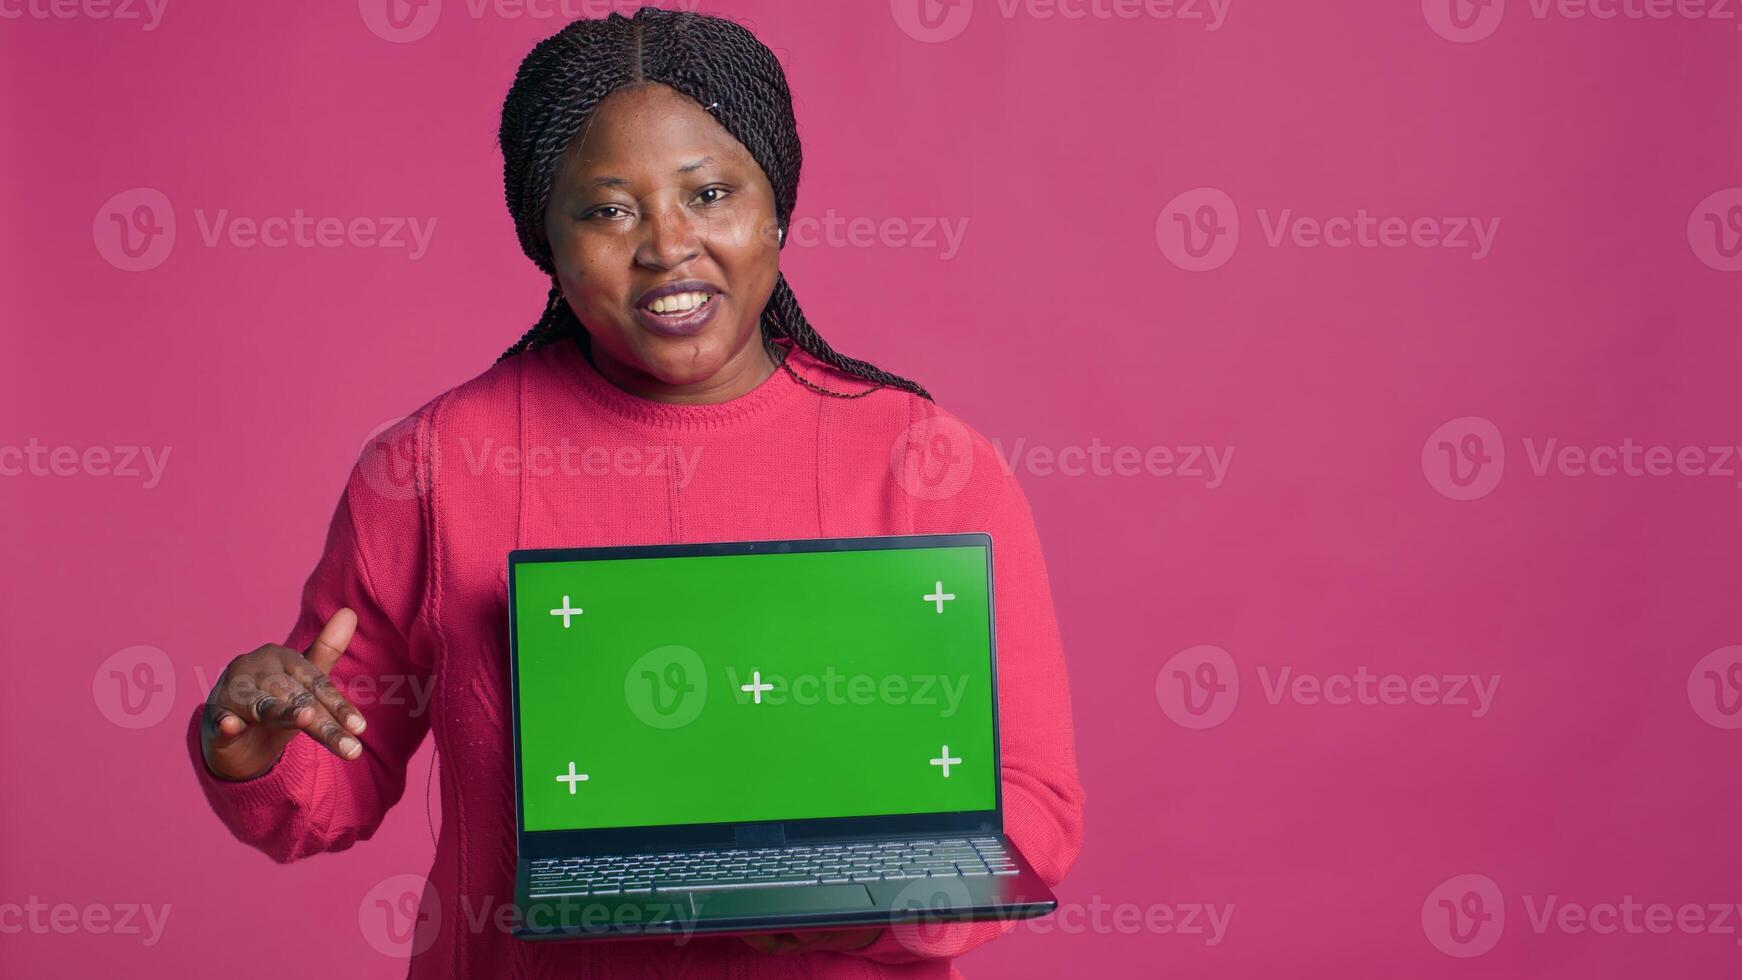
[846,465,1087,964]
[184,411,435,863]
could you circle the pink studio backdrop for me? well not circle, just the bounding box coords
[4,1,1741,976]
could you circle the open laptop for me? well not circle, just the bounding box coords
[506,532,1058,941]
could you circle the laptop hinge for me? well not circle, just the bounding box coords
[734,822,786,848]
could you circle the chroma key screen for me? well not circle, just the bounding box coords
[510,543,997,833]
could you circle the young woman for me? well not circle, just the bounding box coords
[189,8,1084,978]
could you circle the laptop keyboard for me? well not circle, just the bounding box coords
[529,837,1017,897]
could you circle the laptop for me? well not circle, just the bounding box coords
[506,532,1059,941]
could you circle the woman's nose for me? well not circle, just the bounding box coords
[636,201,703,270]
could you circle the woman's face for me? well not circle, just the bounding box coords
[543,83,784,400]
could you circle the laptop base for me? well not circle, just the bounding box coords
[513,835,1057,942]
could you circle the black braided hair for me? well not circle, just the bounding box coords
[495,7,932,402]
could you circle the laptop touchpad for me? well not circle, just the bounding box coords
[690,883,876,919]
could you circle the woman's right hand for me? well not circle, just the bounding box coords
[198,608,369,781]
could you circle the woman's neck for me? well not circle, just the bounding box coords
[580,334,779,405]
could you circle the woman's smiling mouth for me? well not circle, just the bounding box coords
[632,281,723,337]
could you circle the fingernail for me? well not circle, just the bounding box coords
[340,736,362,758]
[347,715,366,734]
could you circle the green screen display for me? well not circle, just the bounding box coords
[512,545,996,832]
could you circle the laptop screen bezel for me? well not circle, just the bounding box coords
[505,532,1003,859]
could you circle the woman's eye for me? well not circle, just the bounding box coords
[589,206,627,221]
[696,187,729,206]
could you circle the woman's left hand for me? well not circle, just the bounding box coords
[739,927,883,954]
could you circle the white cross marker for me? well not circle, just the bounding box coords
[740,670,774,704]
[556,761,589,794]
[930,745,962,777]
[923,581,956,614]
[550,595,583,628]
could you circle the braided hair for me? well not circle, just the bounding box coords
[495,7,932,402]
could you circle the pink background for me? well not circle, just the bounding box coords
[4,0,1741,975]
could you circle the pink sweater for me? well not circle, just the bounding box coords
[186,336,1086,979]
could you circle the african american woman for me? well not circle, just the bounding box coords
[190,8,1084,978]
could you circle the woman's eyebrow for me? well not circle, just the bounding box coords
[585,157,719,190]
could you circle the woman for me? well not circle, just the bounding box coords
[188,8,1084,978]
